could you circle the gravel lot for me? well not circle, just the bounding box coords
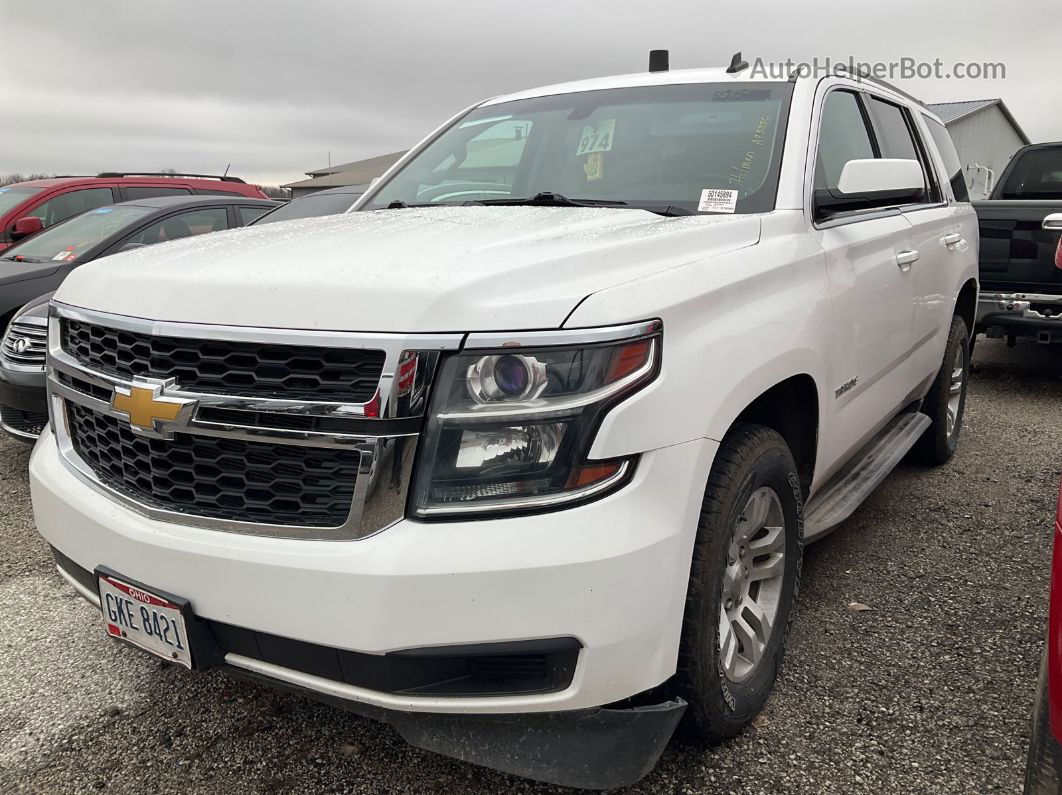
[1,337,1059,794]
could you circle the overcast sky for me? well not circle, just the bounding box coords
[3,0,1059,186]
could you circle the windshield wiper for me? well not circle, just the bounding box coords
[469,192,628,208]
[1,254,42,263]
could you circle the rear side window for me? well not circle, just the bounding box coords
[814,91,876,190]
[922,116,970,202]
[124,207,229,245]
[25,187,115,228]
[124,186,192,199]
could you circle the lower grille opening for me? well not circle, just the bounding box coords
[66,403,358,527]
[0,406,48,438]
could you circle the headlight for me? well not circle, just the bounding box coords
[410,322,661,518]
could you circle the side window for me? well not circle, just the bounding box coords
[238,206,269,225]
[123,186,192,200]
[923,119,969,202]
[124,207,229,246]
[814,91,876,191]
[865,97,932,203]
[194,188,246,196]
[25,188,115,228]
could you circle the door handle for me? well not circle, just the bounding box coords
[942,233,963,247]
[895,250,919,271]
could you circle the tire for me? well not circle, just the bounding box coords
[674,423,803,744]
[912,315,970,466]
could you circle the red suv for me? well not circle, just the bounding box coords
[0,172,268,252]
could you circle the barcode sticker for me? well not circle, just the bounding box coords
[698,189,739,213]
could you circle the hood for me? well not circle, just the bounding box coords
[0,258,60,288]
[55,207,761,333]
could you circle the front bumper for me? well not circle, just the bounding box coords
[31,431,713,713]
[33,431,712,787]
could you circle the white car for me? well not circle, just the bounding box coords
[31,56,978,789]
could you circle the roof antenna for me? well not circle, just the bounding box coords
[648,49,669,73]
[726,52,749,74]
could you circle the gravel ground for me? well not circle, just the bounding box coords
[0,337,1059,794]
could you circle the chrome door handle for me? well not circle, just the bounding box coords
[895,250,919,271]
[942,233,963,247]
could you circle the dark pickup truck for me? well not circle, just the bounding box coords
[975,142,1062,345]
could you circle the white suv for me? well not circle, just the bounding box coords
[31,60,978,789]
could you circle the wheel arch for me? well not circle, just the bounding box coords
[955,278,978,335]
[729,374,819,498]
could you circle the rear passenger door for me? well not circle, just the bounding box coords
[864,94,957,388]
[810,88,919,469]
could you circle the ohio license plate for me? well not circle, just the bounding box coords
[98,574,193,669]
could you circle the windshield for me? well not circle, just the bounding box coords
[364,82,793,215]
[998,147,1062,199]
[0,186,43,216]
[1,205,154,263]
[253,191,361,224]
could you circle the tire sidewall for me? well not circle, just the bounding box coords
[686,437,803,730]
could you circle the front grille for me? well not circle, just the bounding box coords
[0,406,47,439]
[66,403,359,527]
[61,318,385,402]
[1,320,48,369]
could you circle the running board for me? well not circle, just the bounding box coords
[802,412,930,543]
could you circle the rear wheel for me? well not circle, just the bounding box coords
[913,315,970,465]
[675,423,803,743]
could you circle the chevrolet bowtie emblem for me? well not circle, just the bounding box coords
[110,380,196,438]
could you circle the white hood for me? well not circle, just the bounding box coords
[55,206,760,332]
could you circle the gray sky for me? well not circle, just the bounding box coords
[3,0,1059,186]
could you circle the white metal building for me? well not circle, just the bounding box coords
[926,99,1031,199]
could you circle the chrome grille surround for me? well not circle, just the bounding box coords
[47,301,464,541]
[2,316,48,372]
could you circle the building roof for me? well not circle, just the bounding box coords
[300,151,407,180]
[925,99,1031,144]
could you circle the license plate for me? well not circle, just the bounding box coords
[98,574,193,669]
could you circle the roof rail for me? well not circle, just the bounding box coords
[95,171,247,183]
[830,65,927,108]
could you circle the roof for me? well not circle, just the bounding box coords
[118,195,277,210]
[300,151,407,180]
[925,99,1031,144]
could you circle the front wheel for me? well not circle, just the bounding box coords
[674,423,803,743]
[913,315,970,465]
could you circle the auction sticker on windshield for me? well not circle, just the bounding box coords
[98,574,193,668]
[576,119,616,156]
[698,188,739,213]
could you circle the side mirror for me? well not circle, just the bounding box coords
[816,159,925,217]
[1042,213,1062,232]
[118,242,148,253]
[11,216,44,240]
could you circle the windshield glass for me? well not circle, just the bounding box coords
[253,191,361,224]
[2,205,153,262]
[998,147,1062,199]
[0,186,43,216]
[364,82,793,215]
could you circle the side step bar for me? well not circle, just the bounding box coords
[802,412,930,543]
